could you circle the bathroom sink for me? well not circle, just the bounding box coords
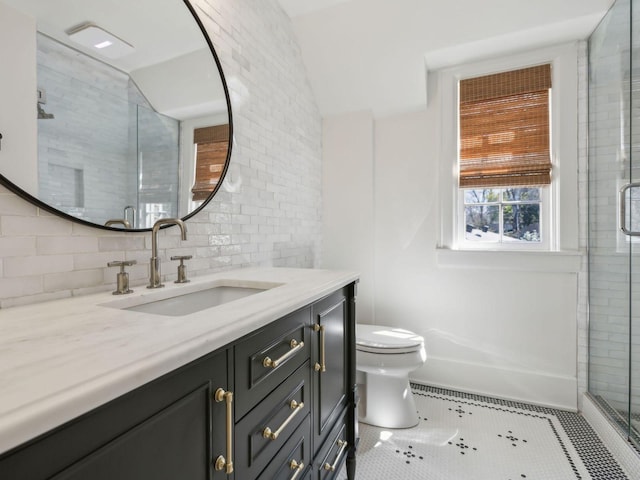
[102,281,280,317]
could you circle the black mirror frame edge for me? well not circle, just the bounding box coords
[0,0,233,233]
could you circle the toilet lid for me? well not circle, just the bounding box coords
[356,324,424,354]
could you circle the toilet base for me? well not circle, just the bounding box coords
[358,372,419,428]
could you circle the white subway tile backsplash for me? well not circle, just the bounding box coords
[0,237,37,257]
[2,215,72,236]
[43,269,105,292]
[210,256,232,268]
[36,236,99,255]
[4,255,74,277]
[0,194,38,217]
[209,235,232,246]
[75,251,124,271]
[97,236,146,253]
[0,276,43,298]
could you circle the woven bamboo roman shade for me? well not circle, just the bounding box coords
[459,64,552,188]
[191,124,229,201]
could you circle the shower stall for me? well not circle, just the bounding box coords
[588,0,640,449]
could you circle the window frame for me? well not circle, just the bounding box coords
[437,43,580,253]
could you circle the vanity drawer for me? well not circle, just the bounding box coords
[235,306,311,419]
[235,362,311,480]
[256,414,310,480]
[312,409,348,480]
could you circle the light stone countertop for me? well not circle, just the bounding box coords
[0,267,359,455]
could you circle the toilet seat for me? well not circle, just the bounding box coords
[356,324,424,354]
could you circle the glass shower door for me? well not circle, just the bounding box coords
[630,0,640,447]
[135,105,180,229]
[588,0,635,444]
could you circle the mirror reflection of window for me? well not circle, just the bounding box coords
[191,124,229,202]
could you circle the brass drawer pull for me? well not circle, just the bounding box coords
[324,440,348,472]
[313,324,326,372]
[263,339,305,369]
[214,388,234,474]
[289,459,304,480]
[263,399,304,440]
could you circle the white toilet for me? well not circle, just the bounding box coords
[356,324,426,428]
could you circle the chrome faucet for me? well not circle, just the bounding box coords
[148,218,187,289]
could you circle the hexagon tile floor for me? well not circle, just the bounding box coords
[338,384,630,480]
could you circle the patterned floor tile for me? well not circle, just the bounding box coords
[337,384,629,480]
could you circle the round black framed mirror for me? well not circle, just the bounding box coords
[0,0,232,231]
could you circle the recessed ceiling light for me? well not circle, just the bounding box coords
[66,23,134,59]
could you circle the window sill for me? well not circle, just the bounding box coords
[435,248,583,273]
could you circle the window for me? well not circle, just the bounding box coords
[437,44,580,258]
[463,187,543,243]
[458,64,552,248]
[191,124,229,202]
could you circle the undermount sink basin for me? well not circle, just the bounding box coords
[102,281,280,317]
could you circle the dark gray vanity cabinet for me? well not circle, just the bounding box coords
[0,283,357,480]
[0,349,231,480]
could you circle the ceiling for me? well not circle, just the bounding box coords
[277,0,615,117]
[2,0,206,73]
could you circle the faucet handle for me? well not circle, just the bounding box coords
[107,260,137,295]
[108,260,137,268]
[170,255,192,284]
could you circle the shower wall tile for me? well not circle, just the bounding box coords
[0,0,322,308]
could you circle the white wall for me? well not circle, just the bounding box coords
[323,45,587,410]
[0,0,323,308]
[322,111,375,323]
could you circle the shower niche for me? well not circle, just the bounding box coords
[588,0,640,449]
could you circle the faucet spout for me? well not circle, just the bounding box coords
[148,218,188,289]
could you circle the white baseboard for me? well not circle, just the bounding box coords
[412,355,577,410]
[581,394,640,479]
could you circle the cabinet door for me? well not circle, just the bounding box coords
[52,384,211,480]
[52,349,231,480]
[311,289,348,454]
